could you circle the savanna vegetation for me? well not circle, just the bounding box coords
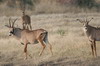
[0,0,100,66]
[0,0,100,16]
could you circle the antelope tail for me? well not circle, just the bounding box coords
[43,31,49,44]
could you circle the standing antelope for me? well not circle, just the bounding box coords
[5,18,53,59]
[21,1,32,30]
[77,18,100,57]
[22,11,32,30]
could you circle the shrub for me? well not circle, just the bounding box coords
[76,0,95,8]
[57,29,65,36]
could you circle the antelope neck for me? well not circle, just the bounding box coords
[12,28,22,38]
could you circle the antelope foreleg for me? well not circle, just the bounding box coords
[90,42,94,57]
[23,23,25,29]
[29,24,32,30]
[94,40,97,57]
[26,24,29,30]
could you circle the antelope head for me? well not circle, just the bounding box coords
[77,18,94,32]
[5,18,18,36]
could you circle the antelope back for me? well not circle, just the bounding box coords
[22,15,31,24]
[20,29,47,44]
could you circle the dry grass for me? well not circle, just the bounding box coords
[0,13,100,66]
[34,0,67,14]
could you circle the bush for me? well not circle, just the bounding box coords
[76,0,95,8]
[57,29,65,36]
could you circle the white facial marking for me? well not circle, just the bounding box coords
[83,26,87,32]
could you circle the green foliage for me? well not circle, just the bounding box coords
[77,0,95,8]
[57,29,65,36]
[4,0,39,9]
[0,0,2,2]
[23,0,33,6]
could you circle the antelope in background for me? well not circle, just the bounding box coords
[20,1,32,30]
[5,18,53,59]
[77,17,100,57]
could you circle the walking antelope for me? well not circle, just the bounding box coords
[5,18,53,59]
[21,1,32,30]
[77,18,100,57]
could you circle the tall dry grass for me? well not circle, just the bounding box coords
[0,13,100,66]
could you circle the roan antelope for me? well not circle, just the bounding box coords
[21,1,32,30]
[77,18,100,57]
[5,18,53,59]
[22,11,32,30]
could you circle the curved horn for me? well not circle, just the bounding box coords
[88,18,93,22]
[85,11,88,22]
[9,17,11,27]
[12,18,18,27]
[76,19,83,23]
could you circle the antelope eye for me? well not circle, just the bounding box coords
[85,27,87,29]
